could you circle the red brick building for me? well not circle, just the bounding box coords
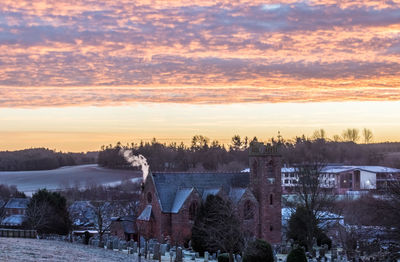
[136,142,282,245]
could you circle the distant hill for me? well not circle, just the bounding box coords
[0,148,98,171]
[0,164,141,196]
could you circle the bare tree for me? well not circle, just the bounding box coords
[26,197,51,231]
[342,128,360,143]
[332,134,342,142]
[288,162,339,250]
[312,129,326,141]
[362,128,373,144]
[90,200,137,244]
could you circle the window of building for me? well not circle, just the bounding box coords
[269,194,273,205]
[270,225,273,231]
[189,201,198,221]
[243,200,254,220]
[147,192,152,203]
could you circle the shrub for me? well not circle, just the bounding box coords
[317,232,332,249]
[218,253,230,262]
[286,247,307,262]
[243,239,274,262]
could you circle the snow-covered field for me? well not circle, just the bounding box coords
[0,165,141,196]
[0,237,146,261]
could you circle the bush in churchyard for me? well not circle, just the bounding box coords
[286,247,307,262]
[243,239,274,262]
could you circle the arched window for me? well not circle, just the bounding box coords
[189,201,198,221]
[147,192,152,203]
[243,200,254,220]
[269,194,273,205]
[270,225,273,231]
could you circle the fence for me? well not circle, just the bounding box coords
[0,228,37,238]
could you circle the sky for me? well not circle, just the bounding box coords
[0,0,400,152]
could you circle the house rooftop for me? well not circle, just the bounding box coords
[1,215,28,226]
[5,198,29,209]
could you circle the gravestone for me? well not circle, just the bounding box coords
[311,248,317,258]
[320,247,326,258]
[331,248,338,260]
[153,243,161,260]
[236,254,242,262]
[119,240,127,251]
[191,253,196,260]
[160,244,167,256]
[175,247,183,262]
[204,251,209,262]
[113,239,119,250]
[128,240,134,248]
[133,242,138,253]
[94,240,100,247]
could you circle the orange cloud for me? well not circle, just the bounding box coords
[0,0,399,107]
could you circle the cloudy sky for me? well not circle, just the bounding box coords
[1,0,400,151]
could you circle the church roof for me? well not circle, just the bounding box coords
[137,205,152,221]
[171,188,195,213]
[152,172,250,213]
[229,188,247,204]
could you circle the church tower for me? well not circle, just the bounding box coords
[249,141,282,244]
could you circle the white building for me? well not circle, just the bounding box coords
[281,165,400,194]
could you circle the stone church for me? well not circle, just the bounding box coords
[136,142,282,245]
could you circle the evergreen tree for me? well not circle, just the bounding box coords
[26,189,71,235]
[191,195,243,262]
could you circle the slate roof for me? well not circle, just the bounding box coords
[229,188,247,204]
[137,205,152,221]
[202,188,221,201]
[171,188,194,213]
[152,172,249,213]
[1,215,28,226]
[5,198,29,209]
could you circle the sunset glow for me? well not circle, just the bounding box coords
[1,1,400,151]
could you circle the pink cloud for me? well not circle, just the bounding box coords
[0,0,399,107]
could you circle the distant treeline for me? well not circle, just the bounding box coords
[97,133,400,171]
[0,148,97,171]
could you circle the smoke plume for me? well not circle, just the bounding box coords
[120,149,149,182]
